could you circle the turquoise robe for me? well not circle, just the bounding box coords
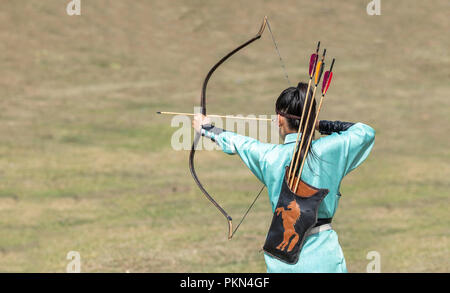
[203,123,375,273]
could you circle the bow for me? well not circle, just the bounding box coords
[189,16,288,239]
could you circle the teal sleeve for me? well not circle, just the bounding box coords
[204,130,275,184]
[341,123,375,175]
[318,123,375,177]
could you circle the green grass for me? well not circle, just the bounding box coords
[0,0,448,272]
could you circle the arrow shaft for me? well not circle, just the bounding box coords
[289,85,319,188]
[287,77,313,183]
[157,111,273,121]
[293,94,325,193]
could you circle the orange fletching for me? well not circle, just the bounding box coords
[314,61,322,84]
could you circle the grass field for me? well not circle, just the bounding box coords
[0,0,448,272]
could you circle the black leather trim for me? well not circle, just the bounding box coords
[315,218,332,227]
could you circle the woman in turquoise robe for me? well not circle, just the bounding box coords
[193,82,375,273]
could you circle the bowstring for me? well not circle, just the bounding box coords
[232,18,290,238]
[231,184,266,238]
[267,19,291,86]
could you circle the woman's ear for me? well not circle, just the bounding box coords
[277,114,283,128]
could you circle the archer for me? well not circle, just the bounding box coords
[192,58,375,273]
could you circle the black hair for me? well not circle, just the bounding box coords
[275,82,319,175]
[276,82,315,131]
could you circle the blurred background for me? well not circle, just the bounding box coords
[0,0,448,272]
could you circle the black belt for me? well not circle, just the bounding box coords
[314,218,332,227]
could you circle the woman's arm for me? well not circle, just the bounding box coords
[316,122,375,177]
[192,114,274,184]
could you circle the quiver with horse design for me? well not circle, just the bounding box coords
[263,167,329,264]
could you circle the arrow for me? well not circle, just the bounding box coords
[289,48,326,188]
[287,42,320,182]
[292,58,335,193]
[157,111,274,121]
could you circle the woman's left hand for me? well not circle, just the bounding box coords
[192,113,211,134]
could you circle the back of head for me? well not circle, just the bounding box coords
[275,82,316,133]
[275,82,318,171]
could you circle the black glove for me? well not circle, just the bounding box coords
[319,120,355,135]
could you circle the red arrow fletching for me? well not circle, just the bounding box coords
[322,71,333,95]
[309,53,318,76]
